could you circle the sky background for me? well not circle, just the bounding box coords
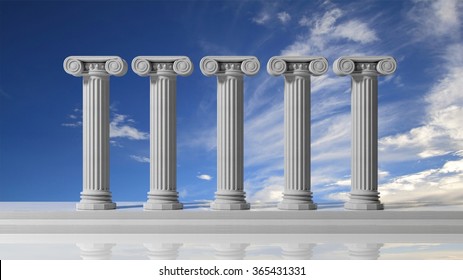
[0,0,462,206]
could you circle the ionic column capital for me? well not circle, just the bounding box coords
[267,56,328,76]
[333,56,397,76]
[200,56,260,77]
[63,56,128,77]
[131,56,193,77]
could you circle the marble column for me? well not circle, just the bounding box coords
[64,56,127,210]
[268,56,328,210]
[132,56,193,210]
[333,56,397,210]
[200,56,260,210]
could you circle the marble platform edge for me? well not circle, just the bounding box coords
[1,210,463,219]
[1,233,463,244]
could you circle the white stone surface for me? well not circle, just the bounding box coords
[267,56,328,210]
[200,56,260,210]
[333,56,397,210]
[1,202,462,234]
[1,202,462,259]
[132,56,193,210]
[63,56,128,210]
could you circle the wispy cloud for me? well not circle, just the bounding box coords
[333,20,378,43]
[197,174,213,181]
[252,12,270,25]
[379,157,463,205]
[130,155,150,163]
[63,108,149,144]
[277,11,291,24]
[282,7,378,56]
[61,108,82,127]
[407,0,462,40]
[110,114,149,140]
[379,44,463,162]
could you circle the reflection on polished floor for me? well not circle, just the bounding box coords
[1,202,462,260]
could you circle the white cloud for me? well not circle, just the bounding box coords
[312,8,342,36]
[110,114,149,140]
[247,176,284,203]
[248,184,283,203]
[282,7,377,56]
[63,110,149,142]
[130,155,150,163]
[298,16,311,27]
[277,11,291,24]
[61,121,82,127]
[197,174,213,181]
[333,20,378,43]
[408,0,462,39]
[327,157,463,206]
[379,158,463,205]
[62,108,82,127]
[252,12,270,25]
[379,45,463,161]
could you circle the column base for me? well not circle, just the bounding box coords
[278,202,317,210]
[278,191,317,210]
[76,202,116,210]
[211,202,250,210]
[77,191,116,210]
[211,191,250,210]
[144,202,183,210]
[344,202,383,210]
[344,190,383,210]
[144,191,183,210]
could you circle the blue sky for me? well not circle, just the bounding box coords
[0,0,462,205]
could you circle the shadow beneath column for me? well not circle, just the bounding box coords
[183,201,212,209]
[116,204,143,209]
[316,202,345,209]
[250,202,279,209]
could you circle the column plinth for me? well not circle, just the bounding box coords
[268,56,328,210]
[132,56,193,210]
[200,56,260,210]
[333,56,397,210]
[64,56,127,210]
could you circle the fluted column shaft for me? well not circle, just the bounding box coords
[282,74,315,209]
[215,74,247,209]
[267,56,328,210]
[80,74,114,209]
[146,74,181,209]
[333,56,397,210]
[349,74,381,209]
[131,56,193,210]
[64,56,128,210]
[200,56,260,210]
